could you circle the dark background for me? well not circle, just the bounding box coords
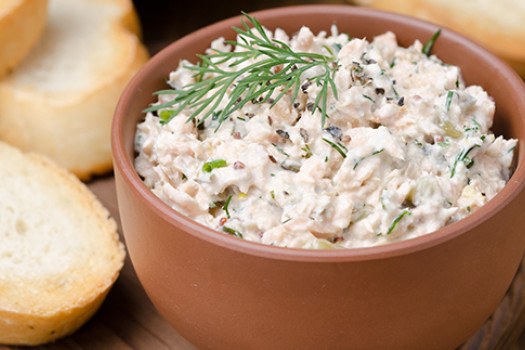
[132,0,348,54]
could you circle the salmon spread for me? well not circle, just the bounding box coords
[135,23,517,249]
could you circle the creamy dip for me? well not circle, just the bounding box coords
[135,24,517,249]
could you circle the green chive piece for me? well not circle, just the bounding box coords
[202,159,227,172]
[322,138,347,158]
[422,29,442,57]
[282,217,293,224]
[223,226,243,238]
[159,109,176,124]
[362,94,376,103]
[223,195,232,219]
[272,143,290,157]
[302,144,313,157]
[387,210,411,234]
[354,148,384,169]
[445,90,454,112]
[390,57,396,68]
[450,144,480,178]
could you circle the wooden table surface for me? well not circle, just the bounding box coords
[3,1,525,349]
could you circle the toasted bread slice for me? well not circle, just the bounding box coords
[348,0,525,77]
[0,0,48,79]
[0,141,125,345]
[0,0,149,180]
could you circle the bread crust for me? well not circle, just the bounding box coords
[348,0,525,77]
[0,0,149,180]
[0,141,125,345]
[0,0,48,79]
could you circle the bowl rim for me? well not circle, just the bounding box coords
[112,4,525,262]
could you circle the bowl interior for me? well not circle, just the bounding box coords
[112,4,525,260]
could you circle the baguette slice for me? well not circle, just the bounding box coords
[348,0,525,77]
[0,0,48,79]
[0,0,149,180]
[0,141,125,345]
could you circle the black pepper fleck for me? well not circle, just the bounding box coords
[276,129,290,139]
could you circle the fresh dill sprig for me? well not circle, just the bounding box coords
[143,12,339,129]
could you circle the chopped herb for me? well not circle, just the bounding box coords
[354,149,384,169]
[181,173,188,180]
[508,145,516,154]
[223,226,243,238]
[202,159,227,172]
[471,118,481,131]
[272,143,290,157]
[392,85,399,99]
[270,190,275,200]
[445,90,454,112]
[414,138,423,146]
[322,138,347,158]
[302,144,313,157]
[466,206,471,213]
[422,29,441,57]
[223,195,232,219]
[159,109,176,124]
[390,57,396,68]
[212,110,222,121]
[325,156,329,162]
[450,144,481,177]
[237,117,246,121]
[387,209,411,234]
[282,217,293,224]
[362,94,376,103]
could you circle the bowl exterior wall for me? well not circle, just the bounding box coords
[115,167,525,350]
[113,5,525,350]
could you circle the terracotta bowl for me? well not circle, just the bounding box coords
[112,5,525,349]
